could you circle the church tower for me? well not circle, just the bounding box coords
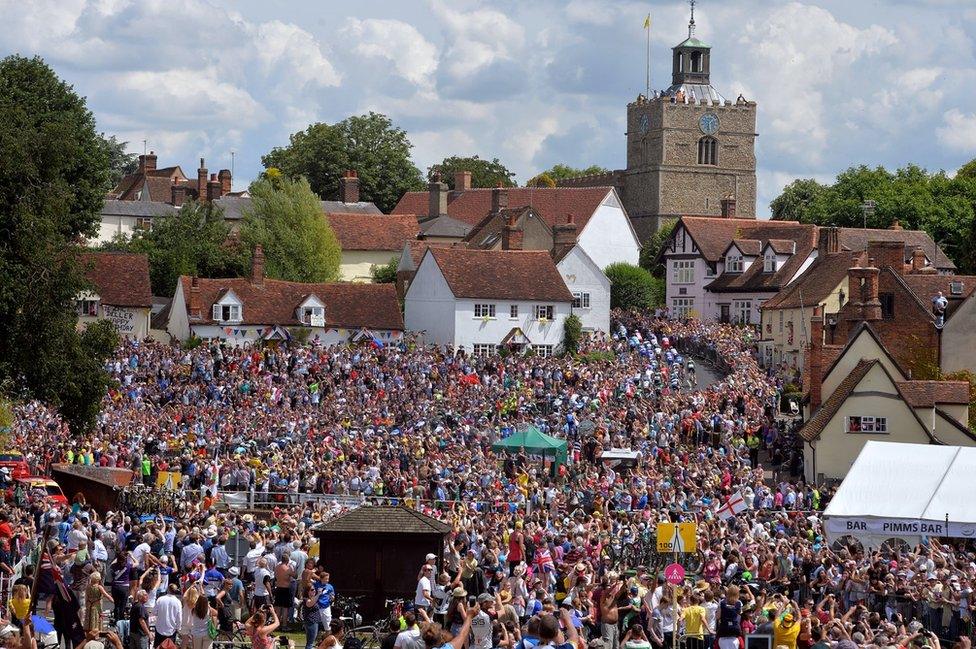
[622,1,758,237]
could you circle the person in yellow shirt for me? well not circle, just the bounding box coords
[9,584,30,627]
[772,607,801,649]
[681,593,709,649]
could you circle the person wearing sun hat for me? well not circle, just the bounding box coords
[772,601,801,649]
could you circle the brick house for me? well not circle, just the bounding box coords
[799,313,974,482]
[77,252,153,339]
[823,240,976,374]
[165,246,403,346]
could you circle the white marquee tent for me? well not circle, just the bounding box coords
[823,441,976,548]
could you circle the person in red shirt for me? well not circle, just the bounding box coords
[0,512,13,540]
[508,522,525,572]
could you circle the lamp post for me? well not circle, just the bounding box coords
[861,200,876,229]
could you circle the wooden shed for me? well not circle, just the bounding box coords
[50,464,135,514]
[312,505,451,619]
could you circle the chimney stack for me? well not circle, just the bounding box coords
[454,171,472,192]
[911,247,927,273]
[889,220,903,231]
[189,276,201,318]
[428,173,448,218]
[501,212,523,251]
[860,260,881,321]
[720,194,737,218]
[138,151,157,174]
[218,169,232,195]
[554,213,578,247]
[197,158,208,202]
[809,306,824,410]
[867,240,907,275]
[251,245,265,286]
[339,170,360,204]
[207,173,222,202]
[171,184,186,207]
[490,184,508,215]
[818,226,840,256]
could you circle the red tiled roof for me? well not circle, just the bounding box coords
[895,381,971,407]
[78,252,152,308]
[678,217,808,262]
[706,224,817,294]
[800,359,877,442]
[767,239,797,254]
[326,212,419,251]
[764,251,858,310]
[836,227,955,270]
[178,276,403,331]
[392,186,611,230]
[425,248,573,302]
[901,274,976,321]
[731,238,761,256]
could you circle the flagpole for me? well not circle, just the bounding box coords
[645,13,651,97]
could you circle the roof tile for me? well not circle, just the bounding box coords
[425,248,573,302]
[79,252,152,308]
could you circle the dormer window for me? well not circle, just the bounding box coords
[301,306,325,326]
[212,303,241,323]
[726,254,743,273]
[763,251,776,273]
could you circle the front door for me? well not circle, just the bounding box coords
[719,305,730,324]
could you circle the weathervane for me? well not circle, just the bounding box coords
[689,0,696,38]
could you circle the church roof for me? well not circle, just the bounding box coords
[663,83,726,105]
[674,36,709,48]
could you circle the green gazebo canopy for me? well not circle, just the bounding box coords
[492,425,568,466]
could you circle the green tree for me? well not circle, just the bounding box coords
[104,200,248,296]
[526,172,556,188]
[770,178,827,222]
[956,158,976,179]
[428,155,516,189]
[371,257,399,284]
[534,164,610,183]
[100,134,138,188]
[241,176,340,283]
[769,164,976,273]
[604,262,661,311]
[639,221,676,277]
[262,112,423,212]
[0,55,118,434]
[562,313,583,355]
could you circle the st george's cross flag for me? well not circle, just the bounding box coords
[716,491,747,521]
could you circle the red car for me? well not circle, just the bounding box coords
[0,452,30,480]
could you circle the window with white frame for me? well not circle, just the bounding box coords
[509,305,518,319]
[733,300,751,324]
[671,297,694,319]
[846,416,887,434]
[76,299,99,317]
[474,303,496,319]
[531,344,553,358]
[726,254,743,273]
[300,305,324,325]
[534,305,554,321]
[705,264,716,278]
[778,310,784,333]
[672,260,695,284]
[212,303,242,323]
[763,251,776,273]
[472,343,496,357]
[572,292,591,309]
[134,217,153,231]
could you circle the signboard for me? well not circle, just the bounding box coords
[664,563,685,585]
[103,305,137,334]
[156,471,182,489]
[825,517,972,539]
[656,522,698,553]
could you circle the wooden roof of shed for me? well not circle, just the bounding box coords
[312,505,451,535]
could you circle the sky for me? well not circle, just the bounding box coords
[3,0,975,216]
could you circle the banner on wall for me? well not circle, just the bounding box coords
[824,517,974,539]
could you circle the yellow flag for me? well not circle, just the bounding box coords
[643,14,651,29]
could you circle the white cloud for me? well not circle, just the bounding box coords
[341,18,438,87]
[936,109,976,152]
[430,0,525,78]
[247,20,341,88]
[735,2,897,165]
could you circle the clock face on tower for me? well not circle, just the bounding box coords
[638,113,649,136]
[699,112,719,135]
